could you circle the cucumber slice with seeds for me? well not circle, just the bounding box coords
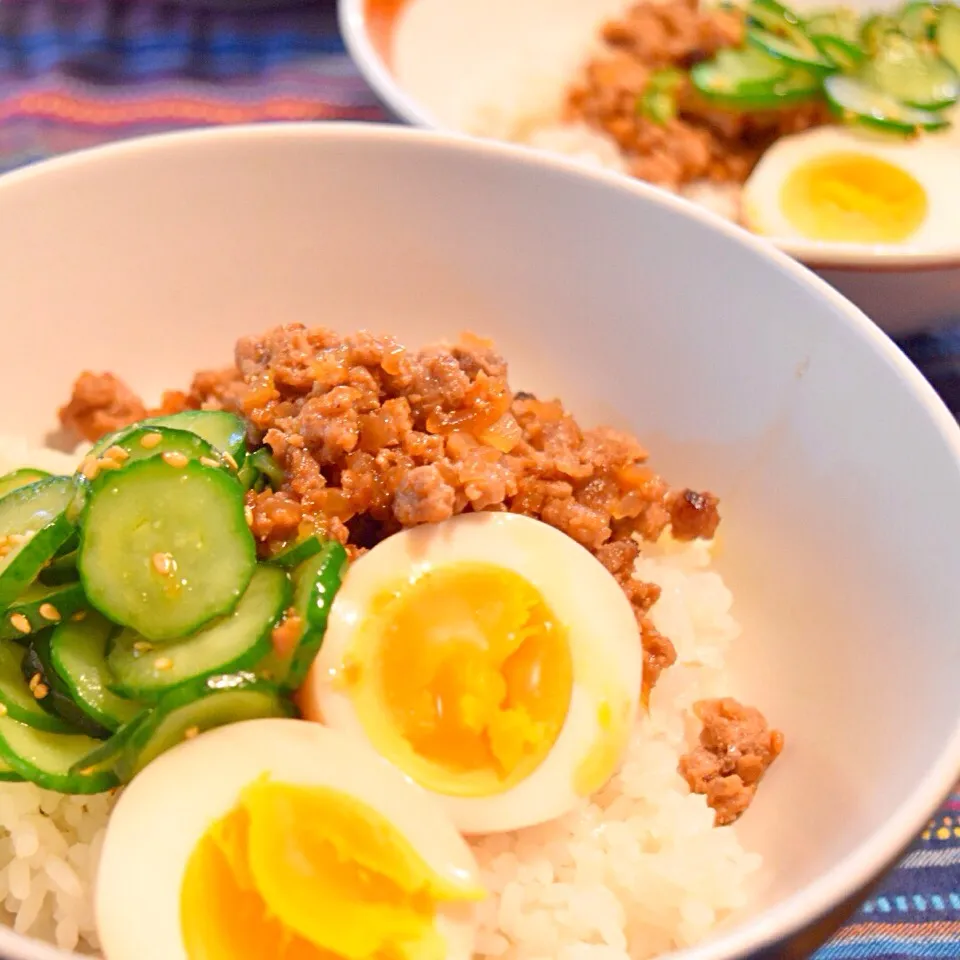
[0,582,86,642]
[22,635,111,739]
[90,411,247,466]
[107,566,290,701]
[139,411,247,466]
[0,477,81,610]
[0,712,116,793]
[865,33,959,109]
[50,611,144,732]
[118,674,292,780]
[938,4,960,73]
[825,71,951,132]
[79,457,256,641]
[0,470,51,500]
[85,426,223,484]
[0,642,73,733]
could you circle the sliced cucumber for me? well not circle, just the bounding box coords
[0,470,51,500]
[107,566,290,700]
[266,535,326,570]
[49,612,143,732]
[0,757,23,782]
[0,642,73,733]
[814,34,866,72]
[141,411,247,467]
[0,477,81,610]
[898,1,941,40]
[748,26,835,69]
[249,448,284,489]
[68,716,142,781]
[0,582,86,642]
[22,636,111,739]
[938,4,960,73]
[117,674,292,780]
[865,32,959,109]
[692,47,820,107]
[79,457,256,641]
[805,8,861,43]
[84,426,222,485]
[90,411,247,467]
[39,550,78,587]
[824,72,950,131]
[860,13,900,53]
[0,712,116,793]
[274,541,348,690]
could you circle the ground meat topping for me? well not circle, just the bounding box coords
[57,372,147,443]
[59,325,725,700]
[566,0,831,190]
[679,697,784,825]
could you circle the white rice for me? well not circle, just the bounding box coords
[0,440,759,958]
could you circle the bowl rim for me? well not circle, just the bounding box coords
[0,121,959,960]
[337,0,960,272]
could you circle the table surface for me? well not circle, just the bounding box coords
[0,2,957,958]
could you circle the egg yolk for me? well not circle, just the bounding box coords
[346,563,573,797]
[779,151,927,243]
[180,777,483,960]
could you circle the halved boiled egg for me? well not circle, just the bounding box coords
[95,718,484,960]
[302,512,642,834]
[742,125,960,247]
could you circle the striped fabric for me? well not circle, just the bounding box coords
[0,3,956,958]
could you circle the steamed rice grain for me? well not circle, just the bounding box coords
[0,441,759,958]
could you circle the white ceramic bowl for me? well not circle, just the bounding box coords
[340,0,960,336]
[0,123,957,959]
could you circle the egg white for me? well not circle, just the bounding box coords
[95,718,482,960]
[304,511,643,835]
[742,125,960,249]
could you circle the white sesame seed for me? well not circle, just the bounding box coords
[9,614,30,635]
[162,451,189,468]
[199,457,221,470]
[154,657,173,671]
[38,604,60,623]
[140,432,163,449]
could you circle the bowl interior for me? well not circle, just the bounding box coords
[0,124,957,959]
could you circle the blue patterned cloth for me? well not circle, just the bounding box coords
[0,3,956,958]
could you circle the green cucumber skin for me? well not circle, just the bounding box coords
[0,478,81,610]
[285,541,349,691]
[84,426,221,486]
[21,638,111,740]
[117,674,292,781]
[106,566,291,702]
[90,411,248,466]
[0,470,51,500]
[50,613,144,732]
[0,713,117,793]
[265,536,326,570]
[0,584,86,643]
[0,642,74,733]
[79,458,256,642]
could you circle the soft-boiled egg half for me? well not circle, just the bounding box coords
[302,511,642,834]
[95,719,484,960]
[742,125,960,247]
